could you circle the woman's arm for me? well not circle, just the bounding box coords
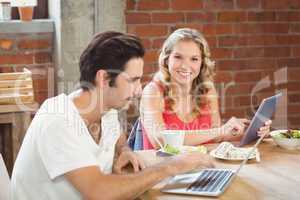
[183,129,223,145]
[209,86,222,128]
[140,82,166,149]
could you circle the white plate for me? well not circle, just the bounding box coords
[210,149,257,161]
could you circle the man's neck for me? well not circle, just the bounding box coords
[72,89,109,144]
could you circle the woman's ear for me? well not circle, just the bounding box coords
[95,69,109,89]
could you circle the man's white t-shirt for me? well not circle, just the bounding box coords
[11,93,121,200]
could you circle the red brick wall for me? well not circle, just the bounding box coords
[0,33,54,105]
[126,0,300,128]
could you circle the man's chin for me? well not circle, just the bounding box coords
[115,101,131,111]
[121,103,131,110]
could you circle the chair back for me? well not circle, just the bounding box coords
[0,154,10,200]
[127,118,144,150]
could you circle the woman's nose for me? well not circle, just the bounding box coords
[180,59,190,69]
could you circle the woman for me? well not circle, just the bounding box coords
[140,28,270,149]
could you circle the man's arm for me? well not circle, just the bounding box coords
[115,132,131,156]
[65,164,169,200]
[65,152,214,200]
[115,109,132,155]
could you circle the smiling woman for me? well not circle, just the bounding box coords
[140,28,221,149]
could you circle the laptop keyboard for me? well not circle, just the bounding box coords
[187,169,234,193]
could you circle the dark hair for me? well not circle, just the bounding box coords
[79,31,145,90]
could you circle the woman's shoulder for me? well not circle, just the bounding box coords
[142,80,164,96]
[206,85,218,103]
[141,80,165,111]
[196,85,217,111]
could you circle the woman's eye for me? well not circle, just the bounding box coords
[174,55,181,59]
[192,57,200,62]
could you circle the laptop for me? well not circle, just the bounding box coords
[161,133,265,197]
[161,93,281,197]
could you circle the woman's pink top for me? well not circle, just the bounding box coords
[142,81,212,149]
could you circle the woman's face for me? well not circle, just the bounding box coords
[167,40,202,87]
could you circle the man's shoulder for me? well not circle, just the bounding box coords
[31,93,81,130]
[36,93,76,118]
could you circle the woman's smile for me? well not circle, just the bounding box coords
[176,70,193,79]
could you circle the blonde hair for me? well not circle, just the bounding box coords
[155,28,216,113]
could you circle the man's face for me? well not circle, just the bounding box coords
[107,57,144,110]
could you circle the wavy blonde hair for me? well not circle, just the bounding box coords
[155,28,216,114]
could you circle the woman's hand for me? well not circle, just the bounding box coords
[220,118,272,142]
[220,117,250,142]
[257,120,272,138]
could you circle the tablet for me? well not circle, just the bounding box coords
[239,93,282,146]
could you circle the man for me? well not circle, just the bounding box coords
[11,31,214,200]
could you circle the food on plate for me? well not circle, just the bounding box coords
[270,129,300,150]
[211,142,257,160]
[163,144,180,155]
[274,129,300,139]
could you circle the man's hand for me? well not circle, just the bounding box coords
[114,132,146,174]
[162,152,215,176]
[113,150,146,174]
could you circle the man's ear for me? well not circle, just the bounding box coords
[95,70,109,88]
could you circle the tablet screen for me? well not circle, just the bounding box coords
[239,93,282,146]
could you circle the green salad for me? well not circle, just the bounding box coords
[275,129,300,139]
[163,144,180,155]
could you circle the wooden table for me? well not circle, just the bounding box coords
[0,103,38,174]
[135,139,300,200]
